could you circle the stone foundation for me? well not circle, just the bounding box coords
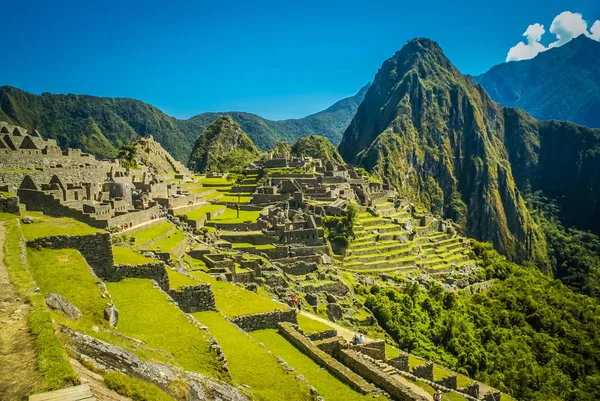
[229,309,297,332]
[278,323,376,395]
[168,283,216,313]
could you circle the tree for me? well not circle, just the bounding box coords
[227,167,246,219]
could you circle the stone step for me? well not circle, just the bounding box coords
[344,246,415,263]
[347,241,413,256]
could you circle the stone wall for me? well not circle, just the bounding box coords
[351,340,386,361]
[0,196,19,214]
[302,281,350,297]
[278,323,376,395]
[27,233,114,278]
[107,263,169,291]
[280,261,317,275]
[306,329,338,342]
[229,309,297,332]
[339,349,429,401]
[168,283,216,313]
[412,362,434,381]
[387,355,409,371]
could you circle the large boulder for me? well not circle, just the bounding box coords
[326,302,343,322]
[45,293,82,320]
[104,304,119,328]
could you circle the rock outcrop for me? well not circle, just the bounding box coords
[45,293,82,320]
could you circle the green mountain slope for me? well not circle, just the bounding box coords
[0,84,369,163]
[473,35,600,128]
[188,115,259,173]
[339,38,546,263]
[290,135,344,164]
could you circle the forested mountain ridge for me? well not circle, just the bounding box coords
[339,38,546,263]
[0,83,369,162]
[473,35,600,129]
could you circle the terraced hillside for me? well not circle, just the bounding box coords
[340,202,473,274]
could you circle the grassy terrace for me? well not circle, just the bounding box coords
[297,314,333,335]
[167,268,199,289]
[198,177,231,186]
[191,271,286,317]
[251,329,378,401]
[208,207,261,224]
[107,279,226,380]
[20,211,101,240]
[130,221,173,246]
[231,242,275,250]
[112,246,156,265]
[182,204,224,221]
[143,228,185,253]
[193,311,313,401]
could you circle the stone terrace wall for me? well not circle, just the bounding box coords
[351,340,386,361]
[111,263,169,291]
[27,233,113,277]
[339,349,429,401]
[278,323,376,395]
[168,284,216,313]
[229,309,297,332]
[0,196,20,214]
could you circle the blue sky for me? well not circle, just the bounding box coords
[1,0,597,120]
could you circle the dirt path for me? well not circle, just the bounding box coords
[0,221,40,400]
[298,310,370,343]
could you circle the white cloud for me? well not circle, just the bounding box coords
[548,11,590,48]
[505,11,600,62]
[507,23,547,61]
[591,21,600,40]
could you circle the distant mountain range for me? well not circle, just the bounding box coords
[0,83,370,162]
[474,35,600,129]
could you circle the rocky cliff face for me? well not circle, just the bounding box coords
[188,115,259,173]
[339,38,546,262]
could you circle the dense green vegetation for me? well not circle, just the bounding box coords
[323,203,358,251]
[364,242,600,400]
[290,134,345,164]
[474,35,600,129]
[187,115,259,173]
[0,83,368,162]
[527,191,600,299]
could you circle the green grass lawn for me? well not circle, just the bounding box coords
[167,268,200,289]
[131,221,173,246]
[190,271,286,317]
[193,312,312,401]
[182,254,209,272]
[408,354,427,369]
[208,208,261,224]
[251,329,378,401]
[144,229,186,253]
[297,314,333,335]
[112,246,156,265]
[106,279,226,380]
[198,177,232,187]
[20,211,101,240]
[27,248,111,332]
[183,204,224,221]
[385,344,402,359]
[217,194,253,204]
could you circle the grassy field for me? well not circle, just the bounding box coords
[208,207,261,224]
[193,311,313,401]
[197,177,231,186]
[191,271,286,317]
[144,228,186,253]
[297,314,333,335]
[131,221,173,246]
[408,377,468,401]
[20,211,101,239]
[217,193,253,204]
[112,246,156,265]
[167,268,200,289]
[385,344,402,359]
[106,279,226,380]
[183,204,224,221]
[251,329,378,401]
[102,371,175,401]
